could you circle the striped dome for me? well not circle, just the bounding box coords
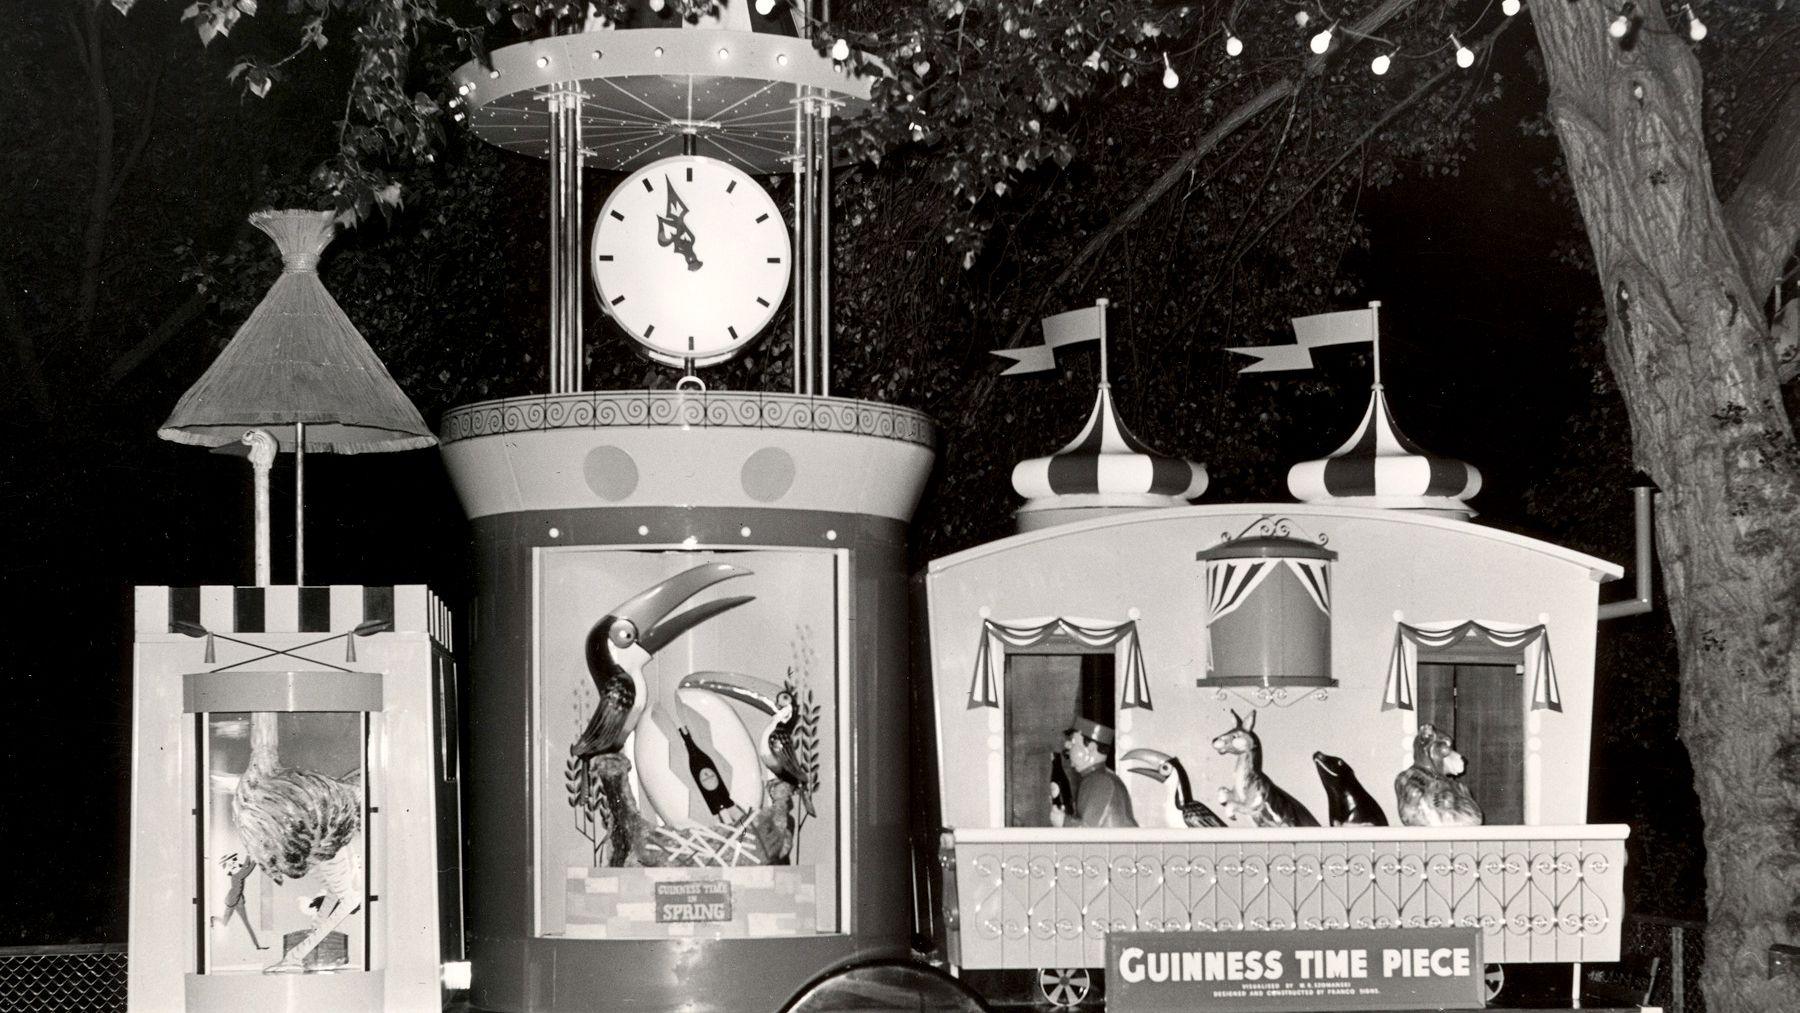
[1013,386,1207,527]
[1287,384,1480,515]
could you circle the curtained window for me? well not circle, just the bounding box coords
[1382,620,1562,713]
[966,617,1152,711]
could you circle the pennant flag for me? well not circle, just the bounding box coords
[992,303,1108,375]
[1229,306,1377,374]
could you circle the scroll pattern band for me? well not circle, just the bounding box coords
[441,391,936,448]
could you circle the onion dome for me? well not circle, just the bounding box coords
[1012,385,1208,531]
[159,210,435,455]
[1287,384,1480,518]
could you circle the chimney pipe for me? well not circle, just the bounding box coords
[1598,484,1655,621]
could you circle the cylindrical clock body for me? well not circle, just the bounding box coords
[441,391,935,1013]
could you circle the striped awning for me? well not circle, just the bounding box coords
[1287,384,1479,512]
[1012,385,1207,503]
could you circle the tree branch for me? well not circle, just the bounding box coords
[1003,0,1424,349]
[1721,80,1800,382]
[0,259,52,416]
[104,286,210,388]
[1724,79,1800,294]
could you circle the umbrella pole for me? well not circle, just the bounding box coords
[242,429,277,588]
[295,421,305,586]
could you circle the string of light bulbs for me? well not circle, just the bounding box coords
[1169,0,1712,91]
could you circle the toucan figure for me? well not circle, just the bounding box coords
[571,562,754,762]
[679,672,816,818]
[1122,747,1227,829]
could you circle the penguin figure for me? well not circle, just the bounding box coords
[1312,752,1389,826]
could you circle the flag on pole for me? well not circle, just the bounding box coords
[992,302,1108,375]
[1228,305,1377,373]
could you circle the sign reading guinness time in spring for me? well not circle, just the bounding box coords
[654,881,734,924]
[1107,927,1485,1012]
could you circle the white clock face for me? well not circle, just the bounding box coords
[590,155,792,367]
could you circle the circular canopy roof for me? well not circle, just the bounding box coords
[1287,384,1481,513]
[1012,385,1208,506]
[450,28,874,174]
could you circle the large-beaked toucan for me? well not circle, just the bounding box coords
[571,562,754,761]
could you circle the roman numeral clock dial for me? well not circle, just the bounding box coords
[590,155,792,367]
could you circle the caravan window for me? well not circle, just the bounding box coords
[1002,646,1115,828]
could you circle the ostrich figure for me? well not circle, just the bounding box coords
[231,712,364,972]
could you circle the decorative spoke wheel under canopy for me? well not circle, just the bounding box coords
[1037,966,1092,1008]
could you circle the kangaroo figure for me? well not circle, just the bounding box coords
[1211,709,1320,828]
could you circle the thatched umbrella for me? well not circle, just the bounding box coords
[159,210,436,585]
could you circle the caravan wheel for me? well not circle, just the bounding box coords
[1037,967,1091,1008]
[1485,963,1505,1000]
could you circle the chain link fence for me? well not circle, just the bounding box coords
[0,944,126,1013]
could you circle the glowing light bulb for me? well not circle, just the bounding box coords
[653,46,665,57]
[1609,4,1635,39]
[457,83,471,96]
[1687,8,1707,41]
[1225,34,1243,57]
[488,69,500,79]
[832,38,850,61]
[1501,0,1521,15]
[718,48,729,60]
[1371,52,1391,76]
[1309,27,1334,55]
[756,0,776,14]
[1161,52,1178,89]
[1453,36,1474,68]
[649,0,665,11]
[536,55,549,68]
[776,52,789,66]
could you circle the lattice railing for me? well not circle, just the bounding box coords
[942,825,1628,970]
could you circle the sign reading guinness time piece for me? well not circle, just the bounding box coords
[1107,927,1485,1012]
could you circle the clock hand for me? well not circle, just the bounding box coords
[655,176,704,272]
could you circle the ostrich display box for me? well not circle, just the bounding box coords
[125,584,463,1013]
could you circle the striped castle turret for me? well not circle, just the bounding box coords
[1011,384,1208,531]
[1286,383,1481,519]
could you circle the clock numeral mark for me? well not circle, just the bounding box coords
[685,167,694,183]
[755,213,770,224]
[640,178,654,192]
[610,210,625,221]
[766,257,781,264]
[726,180,738,194]
[610,295,626,306]
[688,336,696,351]
[597,255,615,262]
[728,326,739,340]
[756,297,771,307]
[644,324,656,337]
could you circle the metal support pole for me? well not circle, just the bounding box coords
[294,421,304,585]
[1672,925,1685,1013]
[818,100,831,397]
[548,90,585,394]
[795,89,810,394]
[798,91,815,395]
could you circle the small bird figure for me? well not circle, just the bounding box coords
[1394,724,1484,827]
[1313,752,1389,826]
[1122,748,1227,828]
[760,690,816,817]
[1211,709,1320,828]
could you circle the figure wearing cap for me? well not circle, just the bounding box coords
[1050,717,1138,829]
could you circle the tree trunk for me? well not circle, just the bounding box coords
[1529,5,1800,1011]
